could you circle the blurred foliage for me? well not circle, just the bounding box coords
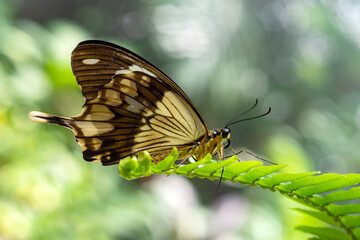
[0,0,359,239]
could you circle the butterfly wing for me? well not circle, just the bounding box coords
[69,40,209,165]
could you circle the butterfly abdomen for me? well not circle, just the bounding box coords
[29,111,74,129]
[194,135,222,160]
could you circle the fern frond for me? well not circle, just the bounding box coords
[118,147,360,239]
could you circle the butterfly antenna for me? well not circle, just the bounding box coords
[226,107,271,127]
[225,99,259,127]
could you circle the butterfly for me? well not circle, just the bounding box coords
[29,40,269,165]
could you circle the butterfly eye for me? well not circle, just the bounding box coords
[221,128,231,139]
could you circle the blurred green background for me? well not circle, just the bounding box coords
[1,0,359,239]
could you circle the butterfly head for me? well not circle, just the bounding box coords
[220,127,231,139]
[214,127,231,149]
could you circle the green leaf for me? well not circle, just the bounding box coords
[118,152,153,180]
[193,156,238,179]
[174,154,212,176]
[311,186,360,205]
[294,208,341,227]
[221,160,263,180]
[326,203,360,216]
[295,226,350,240]
[131,151,152,178]
[340,215,360,228]
[258,172,319,188]
[118,156,140,180]
[118,149,360,239]
[295,174,360,198]
[235,164,287,184]
[150,147,178,174]
[276,173,343,192]
[353,228,360,240]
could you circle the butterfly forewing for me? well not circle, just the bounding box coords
[69,40,209,165]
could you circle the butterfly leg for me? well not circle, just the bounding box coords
[234,149,276,165]
[161,156,191,173]
[229,145,237,156]
[175,157,190,167]
[214,151,225,195]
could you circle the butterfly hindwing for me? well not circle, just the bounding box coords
[70,40,209,165]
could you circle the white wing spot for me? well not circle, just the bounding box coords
[129,64,157,78]
[115,69,133,75]
[82,59,100,65]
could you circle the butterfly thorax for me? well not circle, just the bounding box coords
[192,127,231,161]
